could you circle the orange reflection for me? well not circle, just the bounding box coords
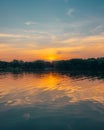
[0,72,104,108]
[38,73,62,90]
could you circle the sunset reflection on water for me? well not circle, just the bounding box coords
[0,71,104,130]
[0,72,104,108]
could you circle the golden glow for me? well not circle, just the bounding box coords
[0,34,104,61]
[0,45,104,61]
[0,72,104,107]
[46,56,56,62]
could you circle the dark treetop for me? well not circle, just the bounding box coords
[0,57,104,71]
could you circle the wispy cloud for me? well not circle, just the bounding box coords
[91,25,104,35]
[0,33,26,38]
[25,21,37,26]
[0,33,104,61]
[67,8,75,17]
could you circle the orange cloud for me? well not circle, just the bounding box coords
[0,34,104,61]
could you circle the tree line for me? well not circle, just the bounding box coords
[0,57,104,71]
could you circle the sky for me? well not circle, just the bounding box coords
[0,0,104,61]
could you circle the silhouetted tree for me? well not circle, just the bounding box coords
[0,57,104,71]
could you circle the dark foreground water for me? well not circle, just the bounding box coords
[0,71,104,130]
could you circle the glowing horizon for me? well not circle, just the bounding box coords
[0,0,104,61]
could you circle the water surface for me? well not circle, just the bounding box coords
[0,71,104,130]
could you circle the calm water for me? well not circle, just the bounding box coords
[0,71,104,130]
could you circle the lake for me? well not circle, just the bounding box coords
[0,71,104,130]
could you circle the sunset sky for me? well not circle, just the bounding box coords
[0,0,104,61]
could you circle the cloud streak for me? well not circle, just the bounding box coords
[0,33,25,38]
[0,32,104,61]
[25,21,37,26]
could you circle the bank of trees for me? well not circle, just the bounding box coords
[0,57,104,71]
[0,60,52,71]
[53,58,104,71]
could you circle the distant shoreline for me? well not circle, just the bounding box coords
[0,57,104,71]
